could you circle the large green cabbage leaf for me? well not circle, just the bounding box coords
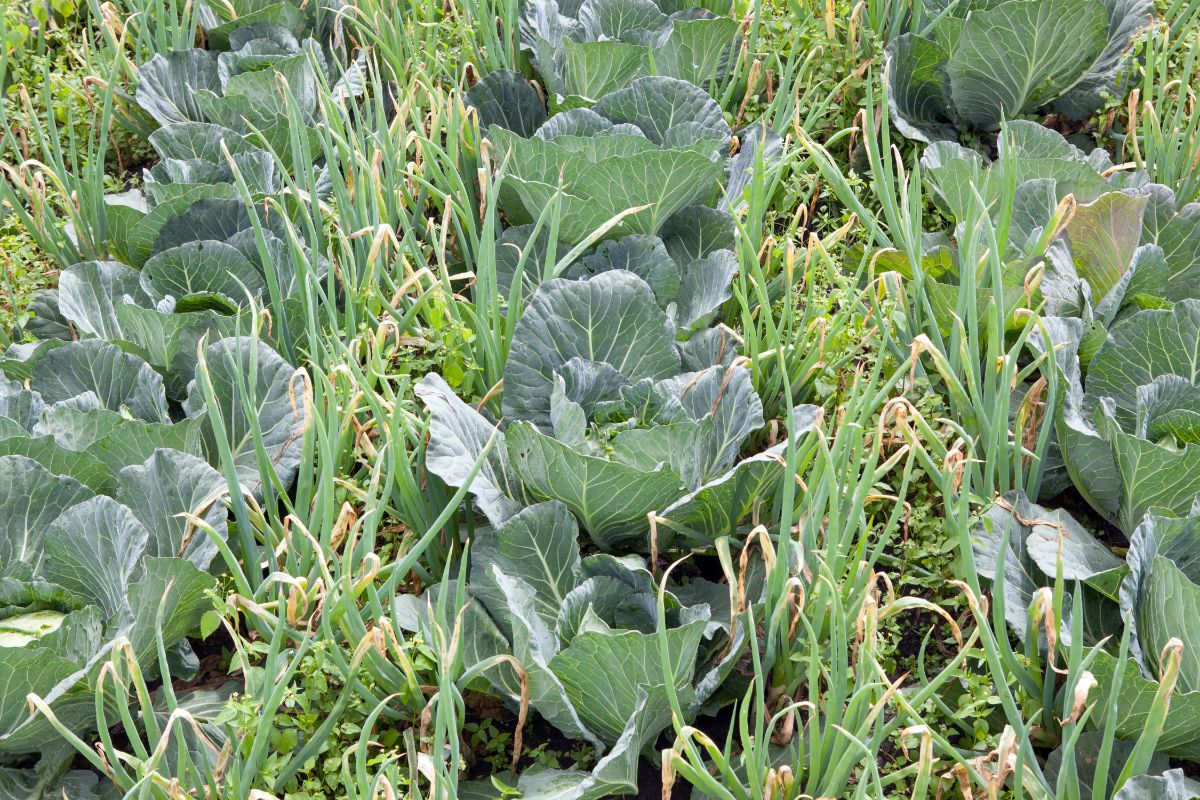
[887,0,1152,142]
[1058,300,1200,533]
[518,0,739,102]
[417,267,819,550]
[397,499,746,795]
[976,492,1200,762]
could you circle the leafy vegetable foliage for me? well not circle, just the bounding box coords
[975,493,1200,762]
[416,37,803,794]
[518,0,740,104]
[1052,301,1200,535]
[419,318,818,551]
[887,0,1153,141]
[469,70,780,246]
[398,498,748,798]
[0,304,306,768]
[881,122,1200,343]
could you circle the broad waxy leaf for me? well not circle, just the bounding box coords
[470,501,582,636]
[557,39,648,101]
[592,75,728,143]
[136,50,221,125]
[549,615,706,743]
[1112,770,1200,800]
[185,336,308,495]
[1065,191,1149,302]
[486,76,731,243]
[507,420,686,550]
[0,457,93,571]
[488,567,603,747]
[518,0,738,100]
[658,405,820,543]
[0,462,217,759]
[35,405,204,482]
[465,70,548,137]
[56,261,162,341]
[0,767,108,800]
[0,647,92,750]
[28,339,170,424]
[494,131,726,243]
[1088,300,1200,413]
[1098,406,1200,533]
[117,448,228,570]
[195,51,319,131]
[886,34,956,144]
[972,492,1124,638]
[888,0,1150,140]
[563,234,682,309]
[202,2,309,50]
[143,240,267,303]
[415,373,528,525]
[43,497,148,622]
[126,557,216,668]
[119,183,254,269]
[503,270,681,428]
[556,576,629,642]
[611,364,763,486]
[509,687,663,800]
[1052,0,1155,119]
[112,304,240,402]
[1121,511,1200,681]
[655,452,786,540]
[945,0,1109,131]
[1061,301,1200,531]
[0,379,44,432]
[0,435,112,495]
[922,121,1115,223]
[1091,650,1200,760]
[577,0,666,40]
[1139,185,1200,302]
[653,17,738,87]
[148,121,256,161]
[494,221,738,339]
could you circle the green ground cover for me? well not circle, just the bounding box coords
[2,0,1200,798]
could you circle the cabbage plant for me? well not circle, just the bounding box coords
[1052,301,1200,535]
[135,5,362,154]
[0,332,307,784]
[397,499,749,799]
[975,493,1200,764]
[902,121,1200,341]
[27,133,328,354]
[0,454,217,760]
[417,269,820,552]
[22,9,342,347]
[482,74,728,243]
[0,334,307,509]
[518,0,739,102]
[489,197,742,335]
[437,70,795,550]
[469,70,780,247]
[141,121,283,203]
[195,0,322,48]
[99,186,327,313]
[0,3,321,786]
[887,0,1153,142]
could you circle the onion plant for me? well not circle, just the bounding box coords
[1126,24,1200,205]
[0,42,121,269]
[801,78,1062,499]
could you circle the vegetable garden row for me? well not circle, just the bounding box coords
[1,0,1199,798]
